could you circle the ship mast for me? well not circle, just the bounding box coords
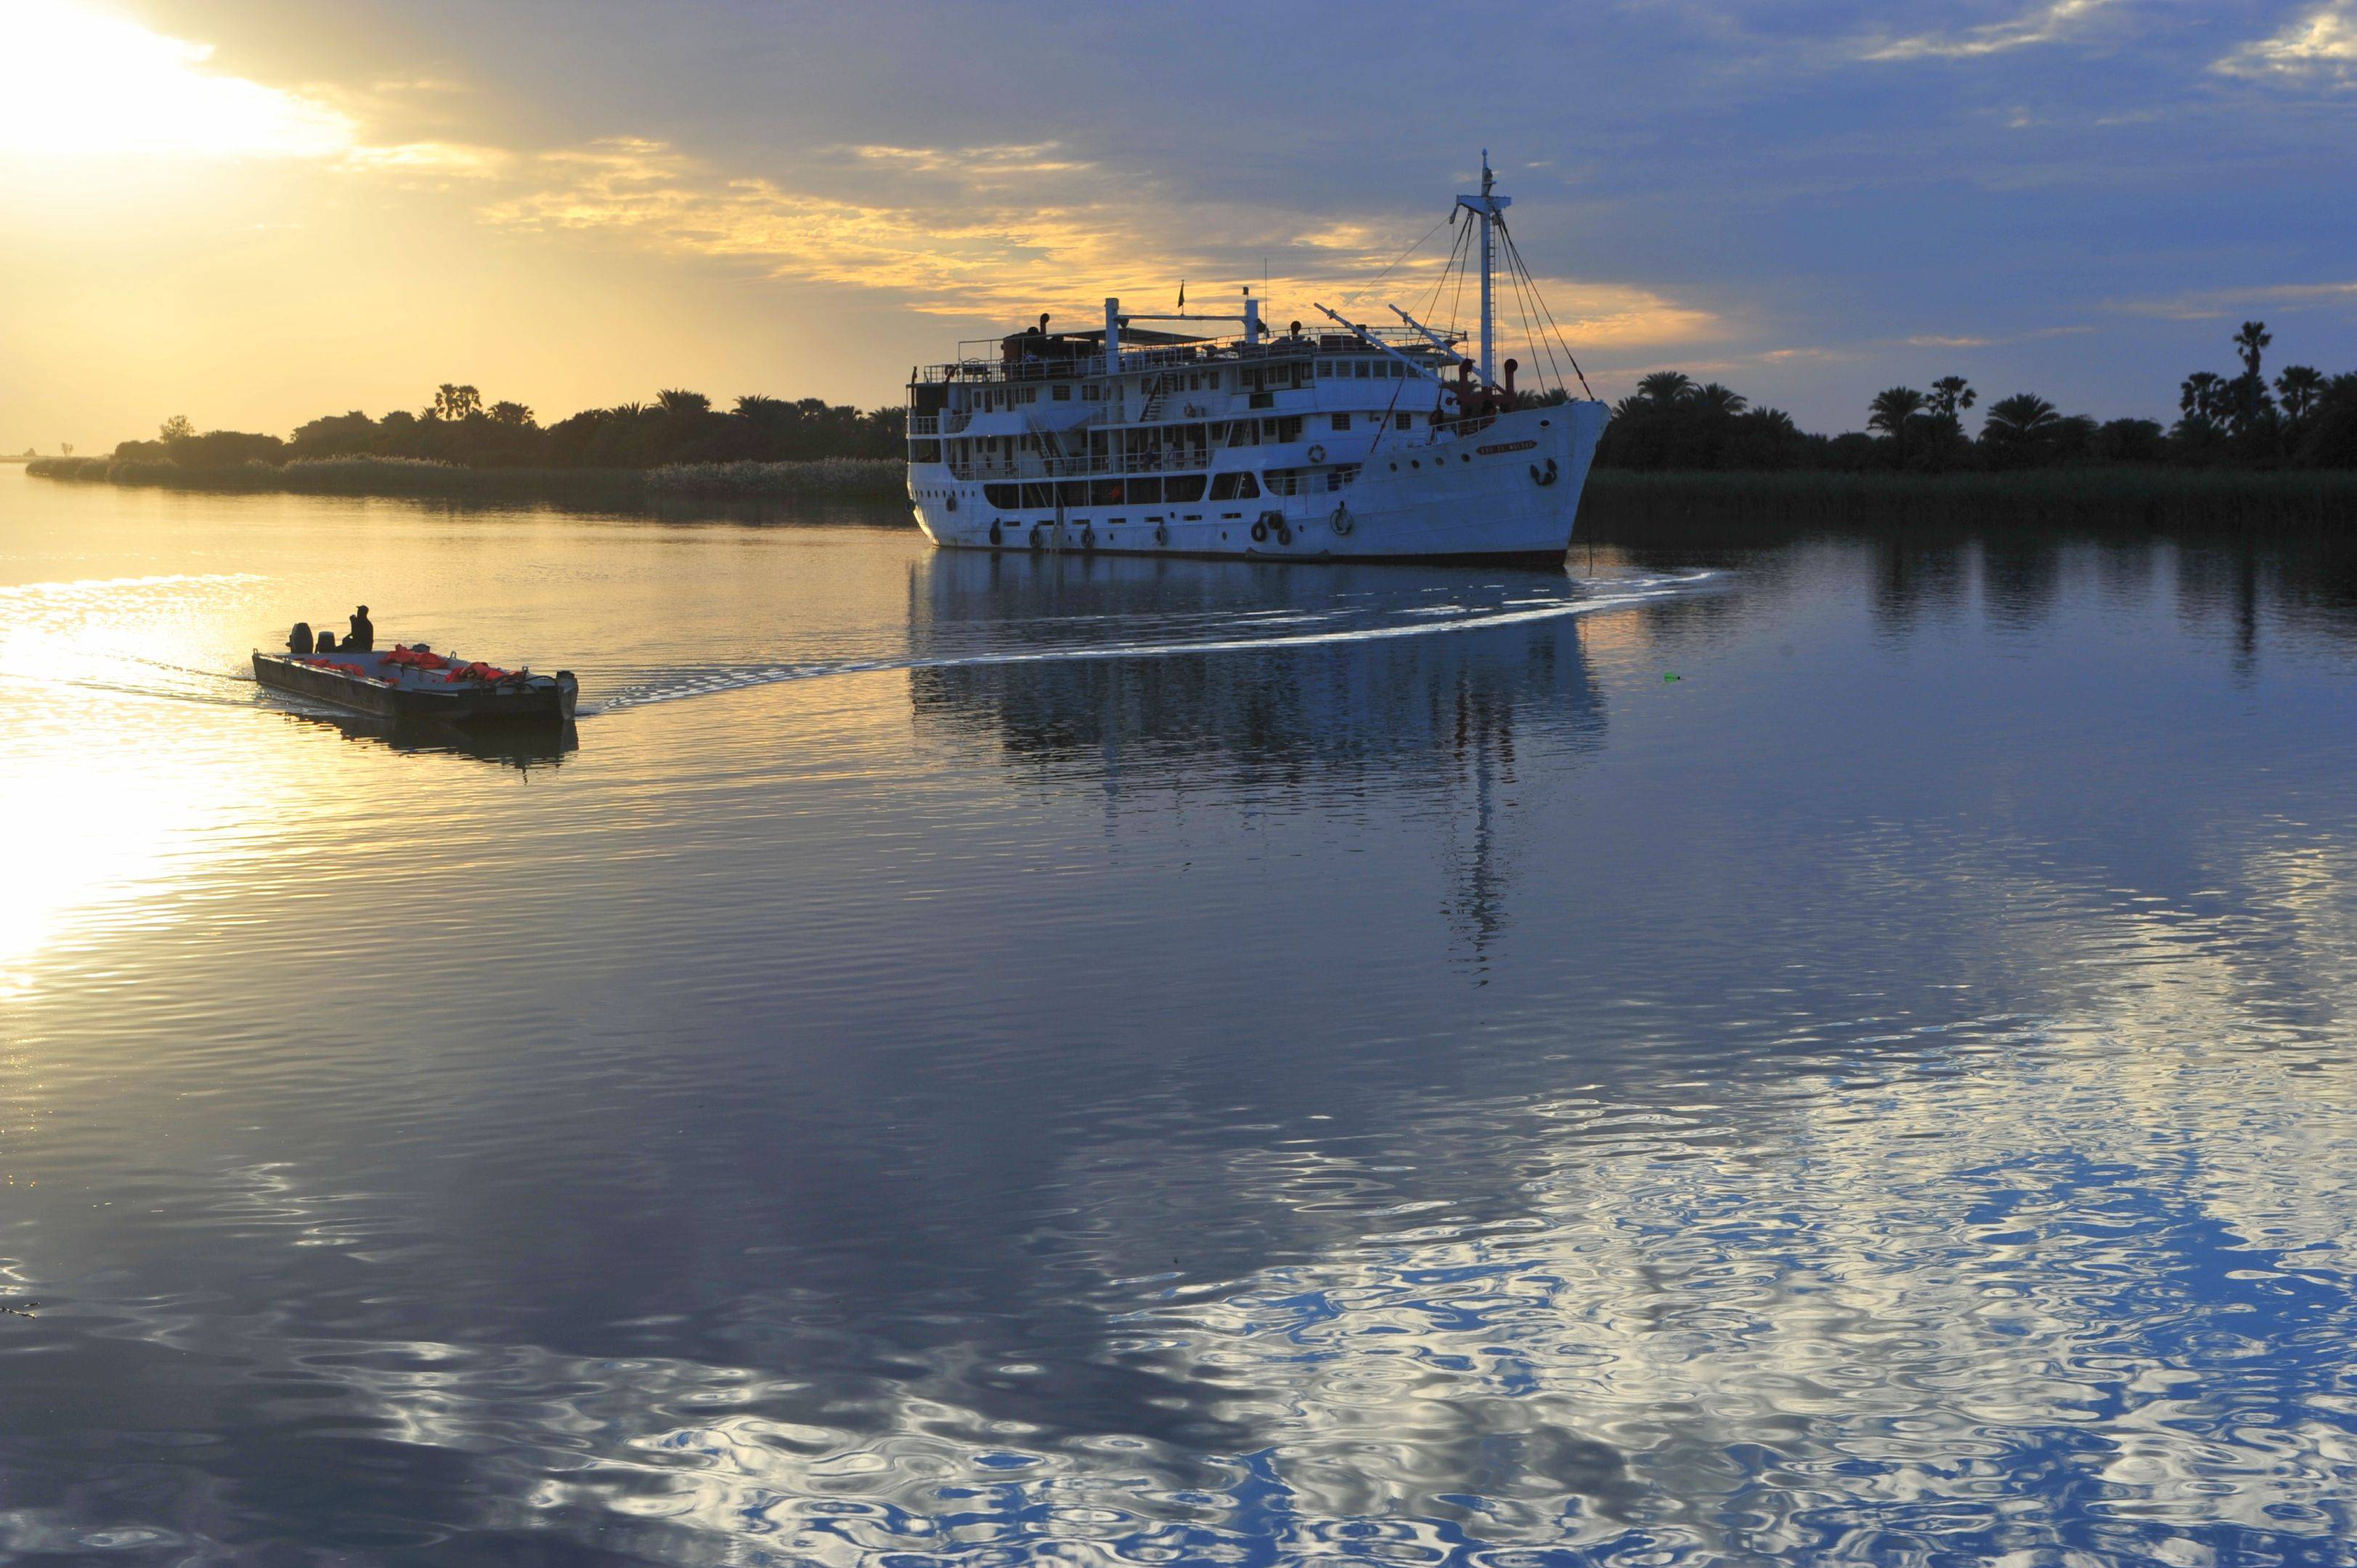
[1455,150,1510,386]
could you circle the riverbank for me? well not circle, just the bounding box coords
[1580,468,2357,534]
[26,454,2357,534]
[23,454,905,501]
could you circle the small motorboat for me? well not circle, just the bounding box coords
[253,641,577,724]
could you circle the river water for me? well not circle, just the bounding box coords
[4,467,2356,1566]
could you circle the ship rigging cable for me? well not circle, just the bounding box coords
[1496,218,1595,400]
[1329,189,1597,402]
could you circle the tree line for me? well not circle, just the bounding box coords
[1595,320,2357,473]
[112,385,904,471]
[91,322,2357,479]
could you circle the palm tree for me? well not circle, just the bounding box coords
[489,401,536,427]
[1690,383,1749,416]
[733,394,789,420]
[1982,393,2061,442]
[609,402,648,419]
[431,383,483,422]
[1927,376,1976,419]
[2179,372,2227,423]
[1741,407,1798,436]
[1867,386,1928,439]
[2277,364,2327,425]
[1635,370,1695,404]
[656,388,712,416]
[2233,320,2271,380]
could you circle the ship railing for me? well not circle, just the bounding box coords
[1425,412,1505,441]
[913,327,1444,386]
[1262,465,1363,498]
[950,450,1218,482]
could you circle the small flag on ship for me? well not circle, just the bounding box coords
[1177,280,1185,309]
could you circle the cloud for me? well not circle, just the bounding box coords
[468,136,1721,352]
[2213,3,2357,82]
[1859,0,2127,62]
[1904,326,2094,348]
[2112,279,2357,320]
[840,142,1095,178]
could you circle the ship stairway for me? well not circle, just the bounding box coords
[1136,372,1176,425]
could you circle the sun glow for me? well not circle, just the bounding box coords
[0,1,354,160]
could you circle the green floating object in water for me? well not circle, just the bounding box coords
[1664,673,1682,682]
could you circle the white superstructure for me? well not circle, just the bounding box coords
[905,155,1609,565]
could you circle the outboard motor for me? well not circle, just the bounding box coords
[288,621,314,655]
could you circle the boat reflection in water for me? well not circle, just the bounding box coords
[281,709,579,772]
[908,549,1611,963]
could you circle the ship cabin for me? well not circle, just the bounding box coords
[905,311,1487,517]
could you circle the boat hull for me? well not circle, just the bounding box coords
[253,651,577,724]
[911,401,1605,567]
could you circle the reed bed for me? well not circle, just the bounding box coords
[25,455,115,481]
[1581,468,2357,535]
[26,454,905,503]
[642,458,904,498]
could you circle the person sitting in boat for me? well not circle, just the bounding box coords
[315,628,338,653]
[287,621,314,655]
[346,605,373,651]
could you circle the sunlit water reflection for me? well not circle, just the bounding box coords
[3,470,2356,1564]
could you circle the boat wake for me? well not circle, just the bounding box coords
[588,570,1716,716]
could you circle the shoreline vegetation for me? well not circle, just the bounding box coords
[24,318,2357,526]
[24,452,905,500]
[27,452,2354,532]
[1579,469,2357,534]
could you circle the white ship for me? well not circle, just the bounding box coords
[905,155,1610,566]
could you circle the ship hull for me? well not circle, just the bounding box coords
[910,401,1605,567]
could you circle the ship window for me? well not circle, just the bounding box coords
[1052,384,1071,401]
[1316,359,1335,378]
[1165,475,1206,502]
[1083,385,1100,399]
[985,483,1020,507]
[1331,413,1351,432]
[1350,360,1367,378]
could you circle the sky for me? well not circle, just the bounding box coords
[1,0,2353,452]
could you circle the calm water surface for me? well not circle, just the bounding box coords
[3,468,2356,1565]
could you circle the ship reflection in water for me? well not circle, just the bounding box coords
[4,473,2357,1566]
[910,550,1614,964]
